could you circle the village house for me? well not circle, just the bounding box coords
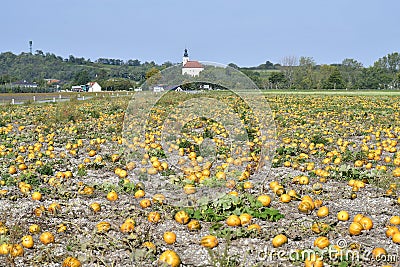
[87,82,102,92]
[71,82,102,92]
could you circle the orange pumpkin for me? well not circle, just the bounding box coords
[174,210,189,225]
[200,235,219,249]
[21,235,34,249]
[159,250,181,267]
[272,234,287,248]
[349,222,363,236]
[163,231,177,245]
[187,220,201,231]
[39,232,55,245]
[148,211,161,223]
[62,256,82,267]
[226,215,241,227]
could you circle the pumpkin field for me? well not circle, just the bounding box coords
[0,91,400,267]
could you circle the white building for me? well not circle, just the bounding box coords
[153,86,164,92]
[87,82,102,92]
[182,49,204,76]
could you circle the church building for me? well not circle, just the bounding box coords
[182,49,204,76]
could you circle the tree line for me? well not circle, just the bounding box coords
[239,53,400,90]
[0,50,399,92]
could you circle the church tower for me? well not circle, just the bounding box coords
[183,48,189,66]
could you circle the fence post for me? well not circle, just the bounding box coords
[11,99,15,105]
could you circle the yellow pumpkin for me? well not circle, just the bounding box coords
[314,236,330,249]
[273,186,285,196]
[187,220,201,231]
[175,210,190,225]
[29,224,41,234]
[9,166,17,175]
[134,189,145,198]
[298,201,312,213]
[183,184,196,194]
[337,210,349,221]
[226,215,241,227]
[316,206,329,218]
[62,256,82,267]
[96,222,111,233]
[239,213,252,226]
[120,222,135,233]
[272,234,287,248]
[159,250,181,267]
[386,226,399,238]
[9,244,24,257]
[359,216,373,230]
[0,225,9,234]
[152,194,166,204]
[163,231,177,245]
[200,235,219,249]
[392,232,400,243]
[106,191,118,201]
[269,181,279,189]
[299,175,309,185]
[371,247,387,259]
[313,199,323,208]
[390,216,400,225]
[90,202,101,213]
[148,211,161,223]
[139,199,151,208]
[39,231,55,245]
[47,202,61,214]
[142,241,156,251]
[311,223,330,234]
[257,195,271,207]
[247,224,261,233]
[0,243,11,255]
[353,213,364,223]
[280,194,291,203]
[31,191,42,201]
[21,235,34,249]
[304,254,323,267]
[349,222,363,236]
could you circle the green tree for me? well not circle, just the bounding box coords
[268,72,286,89]
[356,66,392,89]
[322,67,345,89]
[102,78,134,91]
[294,56,316,89]
[374,52,400,73]
[145,67,161,87]
[73,70,90,85]
[340,58,363,89]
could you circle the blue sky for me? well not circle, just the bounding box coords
[1,0,399,67]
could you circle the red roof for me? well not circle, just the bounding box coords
[183,61,203,68]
